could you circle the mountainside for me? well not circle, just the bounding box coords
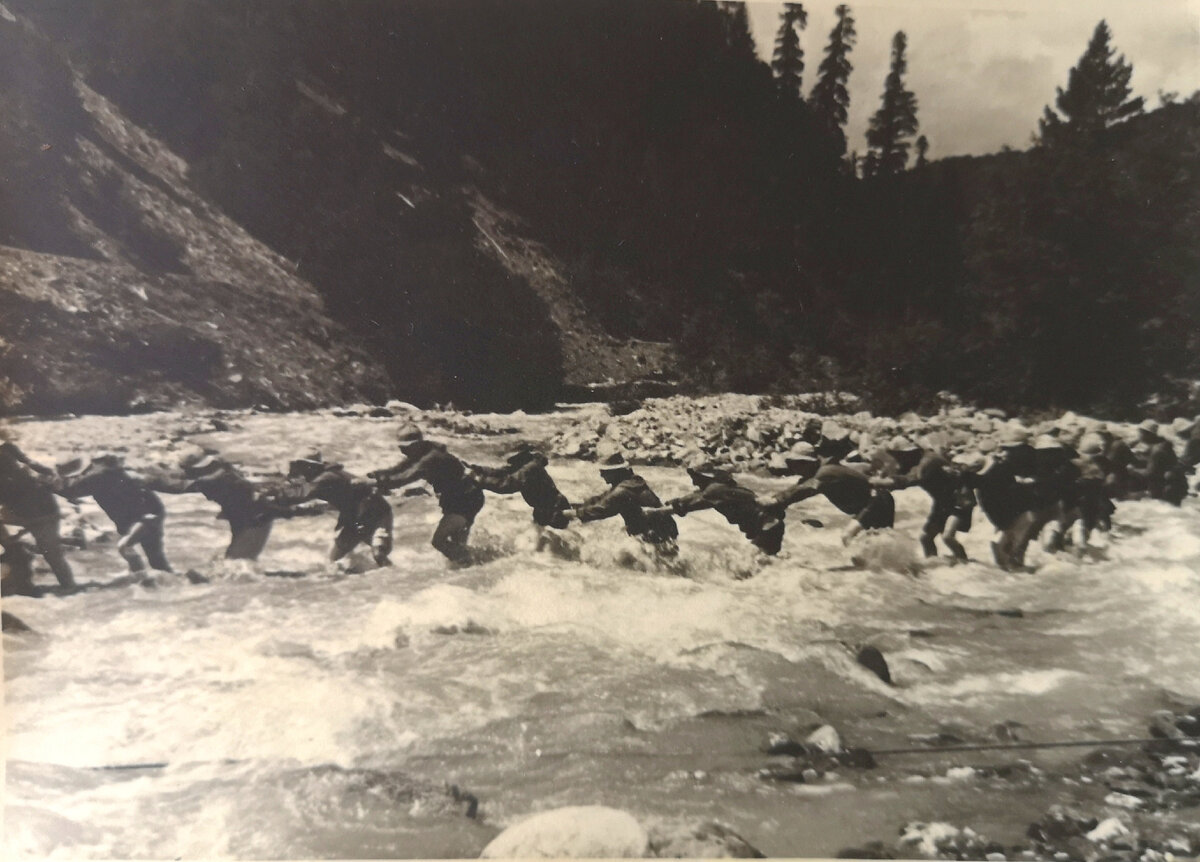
[3,0,1198,417]
[0,9,389,413]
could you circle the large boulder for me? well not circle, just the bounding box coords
[481,806,649,858]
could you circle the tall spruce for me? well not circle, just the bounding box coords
[808,4,856,156]
[771,3,807,98]
[864,31,919,176]
[716,1,756,61]
[1038,20,1144,144]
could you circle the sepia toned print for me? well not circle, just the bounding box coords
[2,1,1198,858]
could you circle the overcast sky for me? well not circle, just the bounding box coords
[744,0,1200,158]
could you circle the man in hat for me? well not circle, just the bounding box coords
[1065,437,1116,549]
[870,438,975,561]
[815,421,856,463]
[1130,420,1187,506]
[286,452,393,566]
[370,426,484,564]
[158,453,282,560]
[0,441,75,589]
[468,443,572,532]
[654,458,786,556]
[969,427,1038,570]
[1019,434,1083,557]
[1179,415,1200,476]
[57,454,173,574]
[569,452,679,553]
[773,447,894,545]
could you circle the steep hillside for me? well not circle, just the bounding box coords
[0,9,387,413]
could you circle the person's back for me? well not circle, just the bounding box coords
[0,446,60,524]
[61,463,163,533]
[188,467,263,530]
[811,463,872,516]
[578,474,678,544]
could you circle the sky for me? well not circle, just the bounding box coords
[743,0,1200,158]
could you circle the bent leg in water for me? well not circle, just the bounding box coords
[225,520,274,561]
[432,513,473,564]
[941,511,969,562]
[138,516,173,572]
[25,515,76,588]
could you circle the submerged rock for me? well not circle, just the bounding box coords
[481,805,649,858]
[855,645,892,685]
[1,610,34,633]
[647,820,765,858]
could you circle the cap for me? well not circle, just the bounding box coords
[1137,419,1160,436]
[1078,435,1105,456]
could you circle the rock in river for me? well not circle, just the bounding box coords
[481,805,649,858]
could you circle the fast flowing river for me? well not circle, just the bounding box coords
[4,407,1199,858]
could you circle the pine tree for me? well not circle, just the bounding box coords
[1038,20,1144,144]
[808,4,856,155]
[716,2,756,61]
[915,135,929,168]
[771,3,807,99]
[864,31,919,176]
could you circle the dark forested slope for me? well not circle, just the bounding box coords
[4,0,1197,416]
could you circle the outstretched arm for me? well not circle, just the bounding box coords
[771,481,819,510]
[371,456,427,491]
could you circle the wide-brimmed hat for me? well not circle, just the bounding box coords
[952,452,985,472]
[288,450,327,478]
[1033,435,1065,451]
[186,454,223,474]
[506,443,543,467]
[685,457,732,484]
[56,456,92,479]
[1137,419,1160,437]
[598,451,632,473]
[395,422,424,444]
[1078,435,1105,457]
[820,420,849,442]
[998,426,1032,448]
[886,436,920,453]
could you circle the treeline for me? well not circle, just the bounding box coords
[11,1,1200,416]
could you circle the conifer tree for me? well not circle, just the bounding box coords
[864,31,919,176]
[716,2,756,61]
[915,135,929,168]
[808,4,856,155]
[771,3,807,99]
[1038,20,1144,144]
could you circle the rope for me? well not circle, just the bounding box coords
[868,737,1193,756]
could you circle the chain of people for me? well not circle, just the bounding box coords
[2,410,1198,597]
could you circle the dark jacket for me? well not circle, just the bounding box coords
[775,463,872,516]
[576,474,678,544]
[969,458,1034,531]
[294,468,390,533]
[1133,440,1186,504]
[375,447,484,518]
[473,456,570,526]
[61,466,164,533]
[875,451,961,503]
[0,443,61,523]
[669,481,772,541]
[185,467,275,532]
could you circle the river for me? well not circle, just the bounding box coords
[4,406,1199,858]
